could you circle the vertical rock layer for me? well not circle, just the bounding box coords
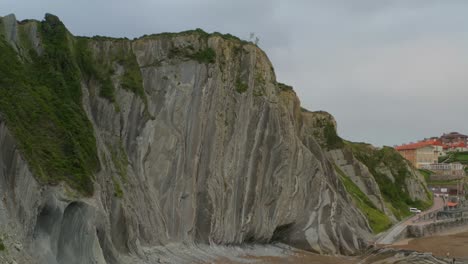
[0,14,429,263]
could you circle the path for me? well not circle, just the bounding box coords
[376,197,444,244]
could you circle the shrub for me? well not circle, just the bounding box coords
[188,48,216,64]
[235,79,248,93]
[75,38,116,102]
[323,122,344,149]
[0,14,99,196]
[170,47,217,64]
[277,82,293,91]
[347,143,432,219]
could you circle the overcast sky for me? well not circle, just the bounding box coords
[2,0,468,146]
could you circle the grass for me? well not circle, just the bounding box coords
[0,238,4,251]
[140,28,250,45]
[76,36,148,105]
[75,37,115,102]
[347,142,431,220]
[323,122,344,150]
[110,141,129,183]
[79,37,153,117]
[439,152,468,165]
[334,164,392,233]
[0,14,99,195]
[142,28,210,40]
[169,46,217,64]
[188,48,216,64]
[452,152,468,163]
[119,52,145,98]
[418,169,433,182]
[427,179,461,186]
[308,114,344,150]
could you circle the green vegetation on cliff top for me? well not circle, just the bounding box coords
[76,36,148,105]
[75,38,116,102]
[0,14,99,195]
[310,115,344,150]
[323,122,344,150]
[140,28,248,44]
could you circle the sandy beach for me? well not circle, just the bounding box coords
[212,251,357,264]
[389,225,468,258]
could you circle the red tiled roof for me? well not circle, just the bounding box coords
[395,140,443,151]
[447,202,458,207]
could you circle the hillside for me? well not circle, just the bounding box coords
[302,111,432,231]
[0,14,431,264]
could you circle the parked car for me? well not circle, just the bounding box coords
[409,207,421,213]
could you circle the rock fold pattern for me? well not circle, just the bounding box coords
[0,14,428,264]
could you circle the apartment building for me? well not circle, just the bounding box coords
[395,140,442,168]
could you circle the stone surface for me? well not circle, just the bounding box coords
[0,15,431,264]
[407,218,468,238]
[328,148,393,218]
[359,248,450,264]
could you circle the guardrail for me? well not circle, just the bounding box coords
[411,210,441,223]
[412,205,468,224]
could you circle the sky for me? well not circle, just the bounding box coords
[2,0,468,146]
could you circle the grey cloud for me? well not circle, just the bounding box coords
[2,0,468,146]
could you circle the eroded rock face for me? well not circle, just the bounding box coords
[0,117,111,264]
[80,32,372,256]
[359,248,449,264]
[0,14,427,264]
[300,110,431,225]
[328,148,396,219]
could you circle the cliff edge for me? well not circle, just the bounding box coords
[0,14,430,264]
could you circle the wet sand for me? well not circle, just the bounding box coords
[211,251,357,264]
[390,226,468,258]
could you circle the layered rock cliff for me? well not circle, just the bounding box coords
[303,111,431,231]
[0,14,430,264]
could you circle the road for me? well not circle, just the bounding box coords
[376,197,444,244]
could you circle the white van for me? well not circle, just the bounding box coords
[409,208,421,213]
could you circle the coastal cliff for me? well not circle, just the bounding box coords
[0,14,431,264]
